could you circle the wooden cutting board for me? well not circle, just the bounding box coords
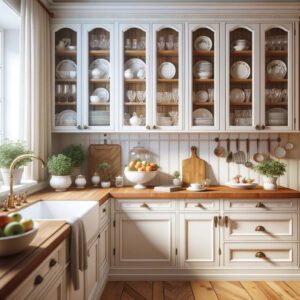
[182,146,206,186]
[88,144,122,180]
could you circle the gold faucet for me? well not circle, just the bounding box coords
[6,154,46,209]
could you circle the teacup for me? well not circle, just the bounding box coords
[190,183,205,190]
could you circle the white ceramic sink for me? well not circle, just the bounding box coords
[19,201,100,243]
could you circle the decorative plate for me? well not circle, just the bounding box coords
[56,59,77,72]
[266,60,287,80]
[92,88,110,102]
[124,58,146,78]
[192,108,213,119]
[193,60,213,77]
[226,182,258,190]
[196,90,209,102]
[158,62,176,79]
[230,88,246,103]
[89,58,110,79]
[58,110,77,126]
[194,36,213,51]
[230,61,251,79]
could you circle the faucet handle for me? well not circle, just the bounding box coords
[22,192,28,203]
[16,194,22,206]
[2,199,9,211]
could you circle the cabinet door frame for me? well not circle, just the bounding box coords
[187,23,220,131]
[180,213,220,268]
[51,24,82,132]
[118,23,151,131]
[152,23,184,131]
[225,23,260,131]
[115,212,176,267]
[260,23,294,131]
[82,23,115,132]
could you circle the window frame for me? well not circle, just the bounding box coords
[0,28,4,144]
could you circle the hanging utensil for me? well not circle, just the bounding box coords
[214,139,226,158]
[253,139,267,163]
[274,139,286,159]
[226,138,233,163]
[235,139,245,164]
[267,138,271,160]
[244,138,253,168]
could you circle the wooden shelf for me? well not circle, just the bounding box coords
[90,79,110,83]
[266,103,288,107]
[56,50,77,57]
[157,50,178,57]
[230,102,252,106]
[193,50,214,57]
[266,50,288,56]
[56,102,77,106]
[56,79,77,83]
[230,79,252,83]
[124,102,146,106]
[125,50,146,57]
[89,50,110,56]
[266,79,287,83]
[125,79,146,83]
[193,102,214,106]
[231,50,252,57]
[158,79,178,83]
[193,79,214,83]
[157,102,178,106]
[89,103,110,106]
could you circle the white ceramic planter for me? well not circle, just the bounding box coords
[0,168,24,186]
[50,175,72,192]
[91,172,101,187]
[173,178,182,187]
[101,181,111,188]
[263,176,278,190]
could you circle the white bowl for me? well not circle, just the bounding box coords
[0,222,39,256]
[124,171,158,189]
[90,95,101,103]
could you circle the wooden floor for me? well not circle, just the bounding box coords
[101,281,300,300]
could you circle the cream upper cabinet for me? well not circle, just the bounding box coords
[52,24,82,132]
[82,24,115,131]
[153,24,184,131]
[260,24,294,131]
[188,24,220,131]
[119,24,151,131]
[225,24,260,131]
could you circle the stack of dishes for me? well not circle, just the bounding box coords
[192,108,213,126]
[89,110,110,126]
[56,60,77,79]
[267,108,287,126]
[157,113,172,126]
[55,110,77,126]
[193,60,213,79]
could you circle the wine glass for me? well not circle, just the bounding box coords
[62,84,70,103]
[55,84,63,103]
[70,84,77,102]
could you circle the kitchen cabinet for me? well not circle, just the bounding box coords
[41,271,67,300]
[179,213,220,268]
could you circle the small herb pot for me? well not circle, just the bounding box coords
[263,176,278,190]
[101,181,111,188]
[50,175,72,192]
[173,178,182,187]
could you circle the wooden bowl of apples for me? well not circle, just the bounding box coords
[0,213,39,256]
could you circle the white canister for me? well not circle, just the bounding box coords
[115,176,124,187]
[91,172,101,187]
[75,175,87,189]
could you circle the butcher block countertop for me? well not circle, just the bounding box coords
[1,185,300,297]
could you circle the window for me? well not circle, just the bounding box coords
[0,29,3,144]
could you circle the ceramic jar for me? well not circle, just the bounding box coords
[263,176,278,190]
[115,176,124,187]
[129,113,141,126]
[101,181,111,188]
[49,175,72,192]
[172,178,182,187]
[75,175,87,189]
[91,172,101,187]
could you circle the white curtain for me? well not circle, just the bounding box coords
[20,0,51,181]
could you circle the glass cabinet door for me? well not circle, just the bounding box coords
[261,24,293,131]
[226,24,260,131]
[83,24,114,130]
[189,24,219,131]
[53,25,81,130]
[153,24,183,130]
[120,25,149,130]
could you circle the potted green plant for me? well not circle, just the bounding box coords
[172,170,182,187]
[62,144,85,180]
[97,162,111,188]
[47,154,73,191]
[253,159,286,190]
[0,140,32,186]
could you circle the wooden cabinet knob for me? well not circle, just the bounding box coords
[256,202,265,208]
[152,125,158,130]
[77,125,82,130]
[102,208,106,213]
[195,203,203,208]
[83,125,89,130]
[255,125,260,130]
[34,275,44,285]
[49,259,57,268]
[145,125,151,130]
[255,225,265,232]
[255,251,266,259]
[214,216,218,228]
[224,216,229,227]
[261,125,266,130]
[140,203,149,208]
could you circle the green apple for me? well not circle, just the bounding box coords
[20,218,34,232]
[8,212,22,223]
[0,228,4,237]
[4,222,24,236]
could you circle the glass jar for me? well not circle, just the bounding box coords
[129,144,152,162]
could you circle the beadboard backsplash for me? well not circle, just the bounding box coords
[52,133,300,190]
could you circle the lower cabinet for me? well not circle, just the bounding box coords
[41,270,67,300]
[180,213,220,268]
[114,212,176,267]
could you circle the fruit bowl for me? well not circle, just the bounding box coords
[0,222,39,256]
[124,171,158,189]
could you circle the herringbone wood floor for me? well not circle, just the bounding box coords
[101,281,300,300]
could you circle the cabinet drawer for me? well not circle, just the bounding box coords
[8,241,66,300]
[224,199,298,212]
[115,199,176,211]
[100,201,109,227]
[224,243,298,268]
[224,213,297,241]
[181,199,219,211]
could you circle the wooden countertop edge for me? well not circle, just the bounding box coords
[0,223,71,299]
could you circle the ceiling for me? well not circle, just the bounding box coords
[0,0,19,29]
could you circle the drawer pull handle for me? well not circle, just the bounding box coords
[34,275,44,285]
[255,225,265,232]
[256,202,265,208]
[49,259,57,268]
[224,216,229,227]
[255,251,266,259]
[214,216,218,228]
[195,203,203,208]
[102,208,106,213]
[140,203,149,208]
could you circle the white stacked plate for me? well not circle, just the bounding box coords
[267,108,287,126]
[157,116,172,126]
[193,108,213,126]
[89,110,110,125]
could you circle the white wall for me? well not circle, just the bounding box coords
[52,132,300,190]
[3,29,20,140]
